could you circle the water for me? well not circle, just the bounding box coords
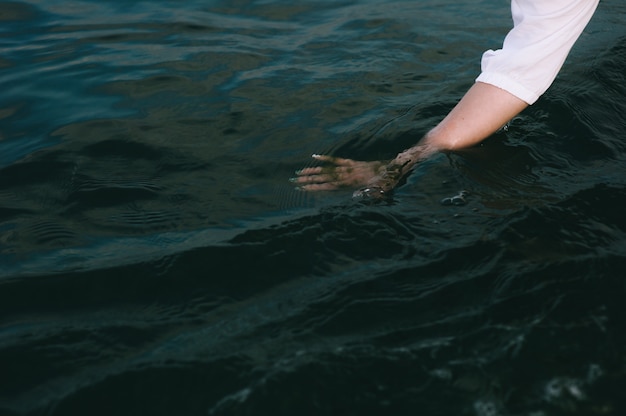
[1,0,625,414]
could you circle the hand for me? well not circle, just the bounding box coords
[291,154,408,198]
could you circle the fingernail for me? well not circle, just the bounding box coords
[289,177,298,183]
[294,169,302,175]
[312,154,321,158]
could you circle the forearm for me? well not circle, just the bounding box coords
[392,0,598,170]
[424,81,527,151]
[391,81,527,174]
[296,1,598,198]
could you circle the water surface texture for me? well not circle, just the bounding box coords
[1,0,626,415]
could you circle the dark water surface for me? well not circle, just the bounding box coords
[1,0,626,415]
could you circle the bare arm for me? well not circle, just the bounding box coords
[293,0,598,197]
[422,81,527,151]
[389,81,528,171]
[294,81,527,196]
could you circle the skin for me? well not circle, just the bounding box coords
[293,81,528,197]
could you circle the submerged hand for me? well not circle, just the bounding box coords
[291,154,409,198]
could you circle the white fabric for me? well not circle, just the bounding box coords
[476,0,599,104]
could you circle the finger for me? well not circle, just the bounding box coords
[297,182,340,191]
[290,173,339,184]
[295,166,324,176]
[296,166,353,177]
[312,154,355,166]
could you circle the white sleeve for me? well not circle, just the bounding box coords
[476,0,599,104]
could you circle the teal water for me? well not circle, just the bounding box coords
[1,1,626,415]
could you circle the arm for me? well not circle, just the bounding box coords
[396,81,528,163]
[360,81,528,196]
[294,0,598,197]
[293,82,527,196]
[386,0,599,179]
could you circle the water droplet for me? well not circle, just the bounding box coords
[451,195,466,206]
